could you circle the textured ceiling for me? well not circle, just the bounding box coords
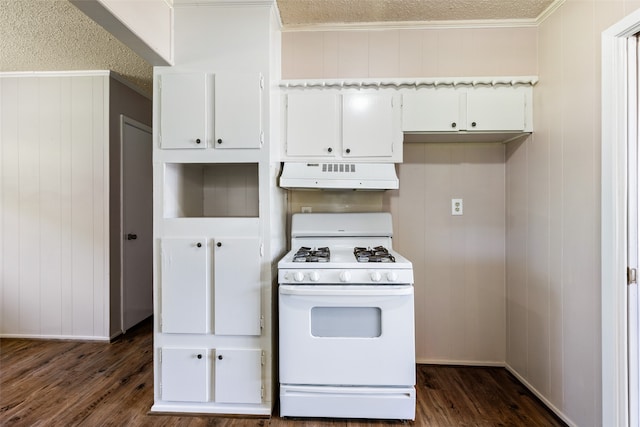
[0,0,153,96]
[0,0,558,97]
[277,0,557,26]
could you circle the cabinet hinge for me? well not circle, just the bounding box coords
[261,385,265,400]
[260,314,265,330]
[260,130,264,145]
[629,267,637,285]
[259,74,264,90]
[260,243,264,257]
[261,350,266,366]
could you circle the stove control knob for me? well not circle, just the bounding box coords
[387,271,399,282]
[370,271,382,282]
[309,271,320,282]
[339,271,352,282]
[293,272,305,282]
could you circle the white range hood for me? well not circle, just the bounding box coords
[279,162,399,190]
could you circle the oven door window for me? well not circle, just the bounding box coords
[311,307,381,338]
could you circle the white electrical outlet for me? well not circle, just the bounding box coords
[451,198,463,216]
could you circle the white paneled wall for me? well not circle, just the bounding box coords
[1,73,109,339]
[388,143,507,364]
[1,71,151,340]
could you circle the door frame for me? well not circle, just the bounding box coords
[120,115,153,332]
[602,9,640,426]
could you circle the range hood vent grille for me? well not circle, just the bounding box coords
[279,162,399,190]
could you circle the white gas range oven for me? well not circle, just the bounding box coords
[277,212,416,421]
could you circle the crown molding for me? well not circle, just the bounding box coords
[280,18,540,32]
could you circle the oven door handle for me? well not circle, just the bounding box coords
[279,284,413,297]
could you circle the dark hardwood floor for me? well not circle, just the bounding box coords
[1,318,566,426]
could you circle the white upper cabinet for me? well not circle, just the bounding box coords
[401,86,531,137]
[214,73,263,149]
[159,71,263,150]
[402,90,461,132]
[285,92,340,157]
[343,93,398,158]
[465,89,526,131]
[284,91,402,162]
[160,72,208,149]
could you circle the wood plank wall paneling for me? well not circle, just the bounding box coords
[0,75,109,339]
[391,143,506,364]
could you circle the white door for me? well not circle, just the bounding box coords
[285,92,340,157]
[279,285,415,386]
[159,72,208,149]
[401,90,460,132]
[121,117,153,332]
[214,72,262,149]
[214,348,262,404]
[343,93,397,158]
[213,237,261,336]
[466,89,526,131]
[160,347,209,402]
[161,238,209,333]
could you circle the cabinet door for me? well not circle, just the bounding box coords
[213,238,261,335]
[159,72,208,149]
[215,348,262,404]
[401,90,461,132]
[466,90,526,131]
[161,238,208,333]
[214,73,262,149]
[160,348,209,402]
[285,93,340,157]
[343,93,397,158]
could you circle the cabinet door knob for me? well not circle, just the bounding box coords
[218,355,223,360]
[195,138,201,144]
[197,354,203,359]
[451,122,457,128]
[217,138,222,144]
[126,233,137,240]
[345,148,351,154]
[216,242,222,247]
[327,147,333,153]
[196,242,202,248]
[471,122,477,127]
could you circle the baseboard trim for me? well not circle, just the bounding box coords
[0,333,110,342]
[505,364,576,427]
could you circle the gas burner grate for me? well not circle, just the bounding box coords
[354,246,396,263]
[293,246,330,262]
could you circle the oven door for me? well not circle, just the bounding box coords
[279,284,415,386]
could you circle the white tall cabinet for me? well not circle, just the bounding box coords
[151,2,285,415]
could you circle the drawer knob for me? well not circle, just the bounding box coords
[196,242,202,248]
[345,148,351,154]
[217,242,222,247]
[327,147,333,153]
[197,354,202,359]
[451,122,457,128]
[218,355,223,360]
[195,138,201,144]
[217,138,222,144]
[471,122,477,127]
